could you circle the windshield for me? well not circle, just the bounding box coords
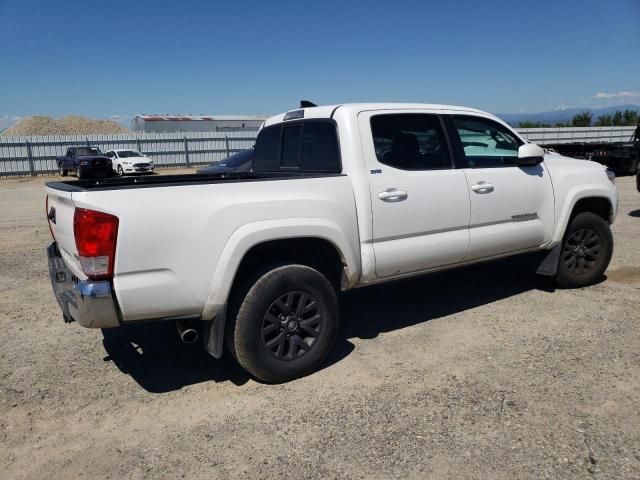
[74,147,102,156]
[117,150,144,158]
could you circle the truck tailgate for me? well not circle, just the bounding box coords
[45,186,85,280]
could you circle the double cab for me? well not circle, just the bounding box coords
[45,103,618,382]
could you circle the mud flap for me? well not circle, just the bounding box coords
[536,244,561,276]
[202,307,226,359]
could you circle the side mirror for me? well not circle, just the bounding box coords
[517,143,544,166]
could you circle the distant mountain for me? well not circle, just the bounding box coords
[497,104,640,127]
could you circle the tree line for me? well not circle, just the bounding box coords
[519,109,639,128]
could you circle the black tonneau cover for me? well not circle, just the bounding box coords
[45,171,343,193]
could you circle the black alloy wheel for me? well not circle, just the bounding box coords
[228,264,339,383]
[561,228,601,275]
[260,291,322,361]
[555,211,613,288]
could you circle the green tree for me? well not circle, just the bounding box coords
[622,109,639,126]
[612,111,623,126]
[595,114,612,126]
[571,111,592,127]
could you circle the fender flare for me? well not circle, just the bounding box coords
[200,217,360,322]
[550,184,615,245]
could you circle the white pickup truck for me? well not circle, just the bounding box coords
[45,103,618,383]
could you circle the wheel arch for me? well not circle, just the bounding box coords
[200,219,361,322]
[552,187,615,244]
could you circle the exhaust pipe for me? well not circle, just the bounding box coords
[176,320,199,344]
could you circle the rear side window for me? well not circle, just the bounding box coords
[452,116,522,168]
[253,121,340,173]
[370,114,451,170]
[299,123,340,171]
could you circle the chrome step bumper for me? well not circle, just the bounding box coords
[47,242,120,328]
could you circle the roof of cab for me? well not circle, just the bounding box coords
[263,103,495,128]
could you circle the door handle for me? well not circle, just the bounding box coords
[378,188,408,202]
[471,182,494,194]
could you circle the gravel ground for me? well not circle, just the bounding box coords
[0,172,639,479]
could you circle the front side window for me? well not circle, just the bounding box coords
[452,116,522,168]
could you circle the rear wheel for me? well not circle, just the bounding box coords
[59,164,67,177]
[555,212,613,288]
[228,264,339,383]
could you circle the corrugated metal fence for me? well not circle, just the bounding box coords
[517,126,636,145]
[0,131,257,177]
[0,126,636,177]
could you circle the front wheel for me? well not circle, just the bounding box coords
[229,264,339,383]
[117,165,124,176]
[555,212,613,288]
[59,164,67,177]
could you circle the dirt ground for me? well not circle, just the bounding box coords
[1,171,639,480]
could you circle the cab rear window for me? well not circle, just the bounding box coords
[253,121,341,173]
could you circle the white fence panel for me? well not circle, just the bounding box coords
[0,126,636,177]
[0,131,260,176]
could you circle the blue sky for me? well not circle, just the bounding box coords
[1,0,639,128]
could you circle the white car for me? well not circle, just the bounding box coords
[105,149,154,175]
[46,103,618,383]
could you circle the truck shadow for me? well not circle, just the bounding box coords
[102,324,251,391]
[102,255,553,392]
[337,255,554,340]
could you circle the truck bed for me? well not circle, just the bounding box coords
[45,171,359,323]
[46,171,343,192]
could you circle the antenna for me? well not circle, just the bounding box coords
[300,100,317,108]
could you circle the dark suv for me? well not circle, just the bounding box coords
[56,147,113,179]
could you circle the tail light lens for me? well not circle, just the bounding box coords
[73,208,119,280]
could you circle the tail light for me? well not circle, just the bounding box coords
[73,208,119,280]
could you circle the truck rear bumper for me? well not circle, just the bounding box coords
[47,242,120,328]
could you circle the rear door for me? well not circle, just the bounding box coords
[358,110,471,278]
[444,113,555,260]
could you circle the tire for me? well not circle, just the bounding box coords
[59,164,67,177]
[555,212,613,288]
[76,167,84,179]
[117,165,124,176]
[228,264,339,383]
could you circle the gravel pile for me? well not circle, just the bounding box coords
[1,115,129,136]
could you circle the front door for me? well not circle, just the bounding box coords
[358,111,471,278]
[446,114,555,260]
